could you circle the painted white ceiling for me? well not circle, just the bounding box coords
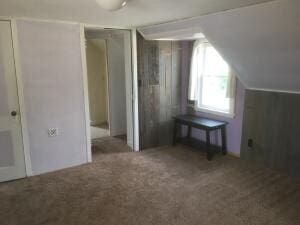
[0,0,274,27]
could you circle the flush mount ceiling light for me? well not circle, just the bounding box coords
[96,0,127,11]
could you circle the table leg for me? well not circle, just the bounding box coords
[221,126,227,155]
[206,130,212,160]
[172,121,177,146]
[187,126,191,140]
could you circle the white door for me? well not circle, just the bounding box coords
[106,30,134,149]
[123,31,134,149]
[107,33,127,137]
[0,20,26,182]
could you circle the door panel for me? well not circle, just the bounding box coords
[0,131,14,167]
[123,31,133,149]
[0,69,9,115]
[0,20,26,182]
[107,33,127,137]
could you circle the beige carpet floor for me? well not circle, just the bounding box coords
[0,137,299,225]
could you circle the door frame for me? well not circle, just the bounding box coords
[84,36,111,139]
[131,28,140,152]
[80,25,140,162]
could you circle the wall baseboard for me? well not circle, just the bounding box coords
[228,151,240,158]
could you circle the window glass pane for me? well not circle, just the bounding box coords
[203,46,229,76]
[201,76,230,112]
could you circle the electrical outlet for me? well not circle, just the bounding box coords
[48,128,59,137]
[248,139,253,148]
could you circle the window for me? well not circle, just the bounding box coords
[188,40,236,117]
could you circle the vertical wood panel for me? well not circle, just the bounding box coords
[160,42,172,145]
[158,42,168,145]
[171,42,182,109]
[137,33,189,149]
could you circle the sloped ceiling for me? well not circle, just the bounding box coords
[140,0,300,93]
[198,0,300,92]
[0,0,273,27]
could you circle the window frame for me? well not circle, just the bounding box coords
[191,42,236,118]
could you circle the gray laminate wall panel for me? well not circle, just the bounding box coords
[171,42,182,109]
[241,90,300,178]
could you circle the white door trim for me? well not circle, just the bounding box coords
[80,25,140,158]
[131,29,140,151]
[79,24,92,163]
[9,19,32,177]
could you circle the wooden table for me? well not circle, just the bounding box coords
[173,115,228,160]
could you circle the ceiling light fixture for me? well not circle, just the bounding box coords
[96,0,127,11]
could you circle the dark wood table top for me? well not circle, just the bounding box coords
[173,115,228,129]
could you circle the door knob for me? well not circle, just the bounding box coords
[11,111,17,117]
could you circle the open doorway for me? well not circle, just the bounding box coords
[85,38,110,139]
[84,28,134,156]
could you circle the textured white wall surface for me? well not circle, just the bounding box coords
[16,20,87,175]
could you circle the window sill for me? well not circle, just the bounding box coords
[188,105,235,119]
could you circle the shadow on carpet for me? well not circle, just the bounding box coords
[92,136,131,155]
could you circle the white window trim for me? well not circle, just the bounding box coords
[188,40,236,119]
[194,101,236,118]
[187,103,235,118]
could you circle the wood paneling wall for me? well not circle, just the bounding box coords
[137,33,187,149]
[241,90,300,178]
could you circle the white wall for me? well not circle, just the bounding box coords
[16,20,88,175]
[86,39,108,125]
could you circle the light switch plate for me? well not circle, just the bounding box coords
[48,128,59,137]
